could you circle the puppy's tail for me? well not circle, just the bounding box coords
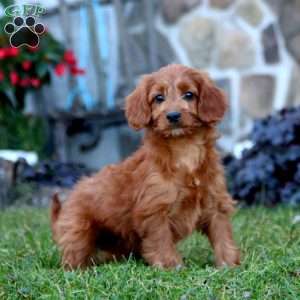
[51,193,62,226]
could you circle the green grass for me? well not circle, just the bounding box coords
[0,207,299,300]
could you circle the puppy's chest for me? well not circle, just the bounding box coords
[172,142,204,188]
[173,142,203,173]
[167,143,205,237]
[168,189,201,239]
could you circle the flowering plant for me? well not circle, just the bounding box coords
[0,0,85,155]
[0,27,84,110]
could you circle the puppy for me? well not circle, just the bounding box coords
[51,64,240,269]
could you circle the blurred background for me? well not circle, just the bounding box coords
[0,0,300,207]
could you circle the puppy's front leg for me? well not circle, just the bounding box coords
[201,211,240,267]
[137,214,182,269]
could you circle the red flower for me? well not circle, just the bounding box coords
[22,60,32,71]
[64,50,76,66]
[54,63,66,76]
[30,78,41,88]
[0,71,4,81]
[10,71,19,85]
[6,47,19,57]
[19,77,30,87]
[0,49,6,59]
[70,66,85,76]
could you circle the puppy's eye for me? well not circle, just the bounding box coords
[182,91,194,101]
[154,94,165,103]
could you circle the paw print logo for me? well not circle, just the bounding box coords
[4,16,45,48]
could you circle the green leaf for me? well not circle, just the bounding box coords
[0,0,14,9]
[45,52,62,63]
[36,62,48,78]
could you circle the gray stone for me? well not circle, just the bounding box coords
[262,24,280,64]
[279,0,300,38]
[179,17,216,68]
[161,0,202,24]
[210,0,234,9]
[216,78,232,134]
[264,0,284,15]
[288,35,300,64]
[287,65,300,107]
[217,28,255,69]
[267,0,300,64]
[216,78,231,99]
[236,0,263,27]
[278,0,300,62]
[240,75,275,118]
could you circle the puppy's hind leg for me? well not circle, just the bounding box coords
[56,214,98,269]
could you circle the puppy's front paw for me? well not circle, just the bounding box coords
[216,248,240,268]
[152,254,183,270]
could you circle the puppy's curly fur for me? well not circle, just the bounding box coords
[51,64,240,269]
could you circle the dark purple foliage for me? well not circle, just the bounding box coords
[17,159,91,188]
[225,106,300,206]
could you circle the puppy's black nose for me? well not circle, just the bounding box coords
[166,111,181,123]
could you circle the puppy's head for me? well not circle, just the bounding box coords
[125,64,227,137]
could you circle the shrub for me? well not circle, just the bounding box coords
[0,0,84,155]
[0,105,46,155]
[225,106,300,206]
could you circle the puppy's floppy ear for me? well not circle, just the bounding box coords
[125,75,152,130]
[192,70,228,123]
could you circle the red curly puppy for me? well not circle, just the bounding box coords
[51,64,240,269]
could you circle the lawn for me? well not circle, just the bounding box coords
[0,206,299,300]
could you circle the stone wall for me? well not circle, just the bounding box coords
[21,0,300,166]
[158,0,300,151]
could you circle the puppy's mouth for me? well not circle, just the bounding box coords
[151,115,202,137]
[159,125,197,138]
[168,123,187,136]
[170,128,185,137]
[169,122,182,129]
